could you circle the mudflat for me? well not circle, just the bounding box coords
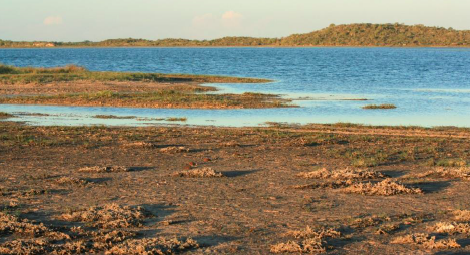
[1,121,470,254]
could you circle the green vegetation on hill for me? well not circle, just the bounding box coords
[1,23,470,48]
[280,23,470,46]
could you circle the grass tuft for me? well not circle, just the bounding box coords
[0,112,13,119]
[297,168,386,180]
[343,179,422,196]
[362,103,397,110]
[60,203,152,229]
[392,233,460,250]
[271,227,340,254]
[172,167,224,178]
[78,166,133,173]
[165,117,187,122]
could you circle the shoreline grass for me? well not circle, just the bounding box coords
[0,90,293,109]
[0,64,272,84]
[0,112,13,118]
[0,64,295,109]
[166,117,187,122]
[93,115,137,120]
[362,103,397,110]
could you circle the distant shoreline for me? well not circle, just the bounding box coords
[2,23,470,48]
[2,45,470,49]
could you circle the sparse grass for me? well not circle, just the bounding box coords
[362,103,397,110]
[0,64,292,109]
[105,237,199,255]
[0,112,13,119]
[453,210,470,222]
[343,179,423,196]
[271,227,340,254]
[159,146,189,153]
[416,167,470,179]
[172,167,224,178]
[165,117,187,122]
[431,222,470,235]
[60,204,152,229]
[376,223,401,235]
[297,168,386,180]
[0,212,69,240]
[0,90,292,109]
[93,115,136,120]
[392,233,460,250]
[1,122,470,253]
[55,176,90,186]
[122,141,159,149]
[78,166,133,173]
[436,158,467,167]
[0,206,196,254]
[292,180,354,190]
[0,64,272,84]
[349,215,388,229]
[351,158,380,167]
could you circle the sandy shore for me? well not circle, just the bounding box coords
[1,121,470,254]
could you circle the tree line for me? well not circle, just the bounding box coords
[1,23,469,48]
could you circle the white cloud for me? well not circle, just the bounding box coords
[221,11,244,28]
[192,11,244,32]
[222,11,243,21]
[43,16,63,25]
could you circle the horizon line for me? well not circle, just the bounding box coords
[1,22,466,43]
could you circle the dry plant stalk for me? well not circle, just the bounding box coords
[431,222,470,235]
[271,227,340,254]
[392,233,460,250]
[342,179,423,196]
[453,210,470,222]
[104,237,199,255]
[78,166,132,173]
[159,146,189,153]
[172,167,224,178]
[417,167,470,179]
[297,168,386,180]
[60,204,151,229]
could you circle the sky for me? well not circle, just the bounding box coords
[1,0,469,42]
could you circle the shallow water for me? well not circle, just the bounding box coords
[1,47,470,127]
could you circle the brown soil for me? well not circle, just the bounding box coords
[1,122,470,253]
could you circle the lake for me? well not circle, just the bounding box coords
[1,47,470,127]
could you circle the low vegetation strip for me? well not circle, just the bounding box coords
[0,64,271,84]
[0,90,293,109]
[362,103,397,110]
[0,112,13,118]
[0,64,294,109]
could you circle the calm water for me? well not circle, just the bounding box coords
[1,47,470,127]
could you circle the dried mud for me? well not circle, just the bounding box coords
[1,122,470,253]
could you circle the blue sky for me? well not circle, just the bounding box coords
[1,0,469,41]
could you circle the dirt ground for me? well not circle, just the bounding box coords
[1,121,470,254]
